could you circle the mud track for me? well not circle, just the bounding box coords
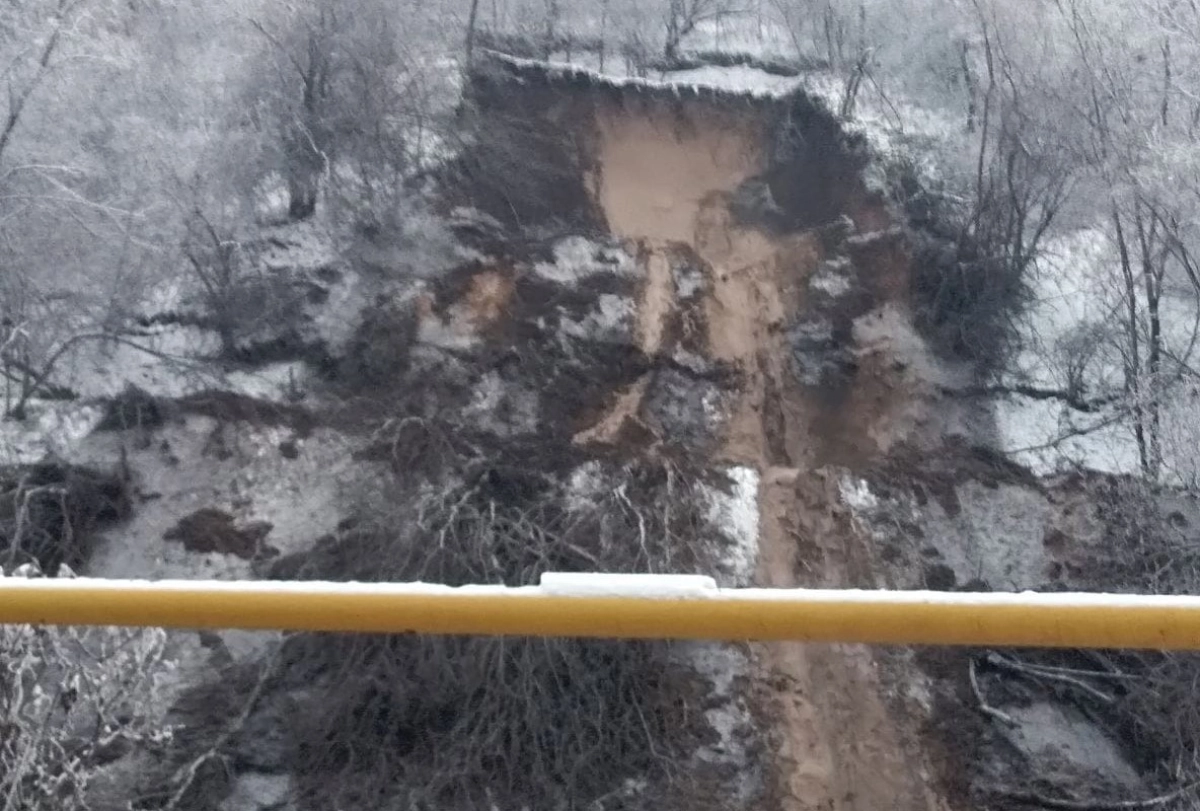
[577,93,949,811]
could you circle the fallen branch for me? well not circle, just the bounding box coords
[985,653,1116,705]
[991,780,1200,810]
[163,654,277,811]
[969,657,1016,727]
[939,383,1117,414]
[1005,407,1132,455]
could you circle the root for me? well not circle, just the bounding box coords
[969,657,1016,727]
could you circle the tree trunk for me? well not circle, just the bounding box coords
[1136,206,1163,480]
[960,39,978,133]
[598,0,608,72]
[287,169,318,221]
[465,0,481,68]
[1113,207,1150,478]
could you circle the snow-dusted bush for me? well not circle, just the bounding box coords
[1046,480,1200,789]
[0,570,174,811]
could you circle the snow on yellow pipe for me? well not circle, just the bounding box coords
[0,573,1197,649]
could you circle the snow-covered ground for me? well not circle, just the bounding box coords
[0,400,109,466]
[994,226,1200,481]
[703,466,760,587]
[0,218,364,466]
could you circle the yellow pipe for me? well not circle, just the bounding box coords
[0,574,1197,649]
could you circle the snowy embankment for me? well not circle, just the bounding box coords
[0,332,311,466]
[996,226,1200,481]
[0,222,361,466]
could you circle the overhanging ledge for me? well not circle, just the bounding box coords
[0,573,1195,649]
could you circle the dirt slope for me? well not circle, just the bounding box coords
[577,88,954,811]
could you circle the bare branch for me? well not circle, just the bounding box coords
[969,657,1016,727]
[989,781,1200,810]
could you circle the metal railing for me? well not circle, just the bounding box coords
[0,572,1196,649]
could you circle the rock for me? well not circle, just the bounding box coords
[1001,703,1141,791]
[221,774,292,811]
[232,691,300,773]
[786,316,856,388]
[729,176,789,230]
[922,562,956,591]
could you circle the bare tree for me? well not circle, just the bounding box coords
[663,0,744,60]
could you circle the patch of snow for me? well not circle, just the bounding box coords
[685,641,760,802]
[940,483,1051,590]
[52,326,224,401]
[546,47,637,78]
[662,64,802,95]
[703,466,760,586]
[845,227,904,247]
[795,68,968,203]
[42,327,318,409]
[488,50,806,100]
[348,199,468,281]
[672,259,706,300]
[565,460,607,512]
[221,773,292,811]
[557,293,637,345]
[849,472,1052,591]
[995,227,1164,477]
[417,313,480,351]
[701,386,724,425]
[464,371,505,417]
[809,258,854,297]
[538,572,718,597]
[0,401,106,465]
[463,371,539,437]
[140,280,185,318]
[403,124,457,176]
[224,362,310,402]
[252,173,290,226]
[996,395,1140,477]
[447,206,505,237]
[76,416,371,582]
[838,476,879,512]
[671,348,711,374]
[678,14,796,61]
[305,269,377,358]
[533,236,638,284]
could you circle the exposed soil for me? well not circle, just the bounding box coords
[572,82,951,811]
[163,507,277,560]
[754,469,947,811]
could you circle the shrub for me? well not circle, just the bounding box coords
[0,463,131,575]
[0,579,172,811]
[270,455,732,811]
[892,157,1037,378]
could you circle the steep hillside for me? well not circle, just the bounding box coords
[459,52,998,811]
[0,51,1176,811]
